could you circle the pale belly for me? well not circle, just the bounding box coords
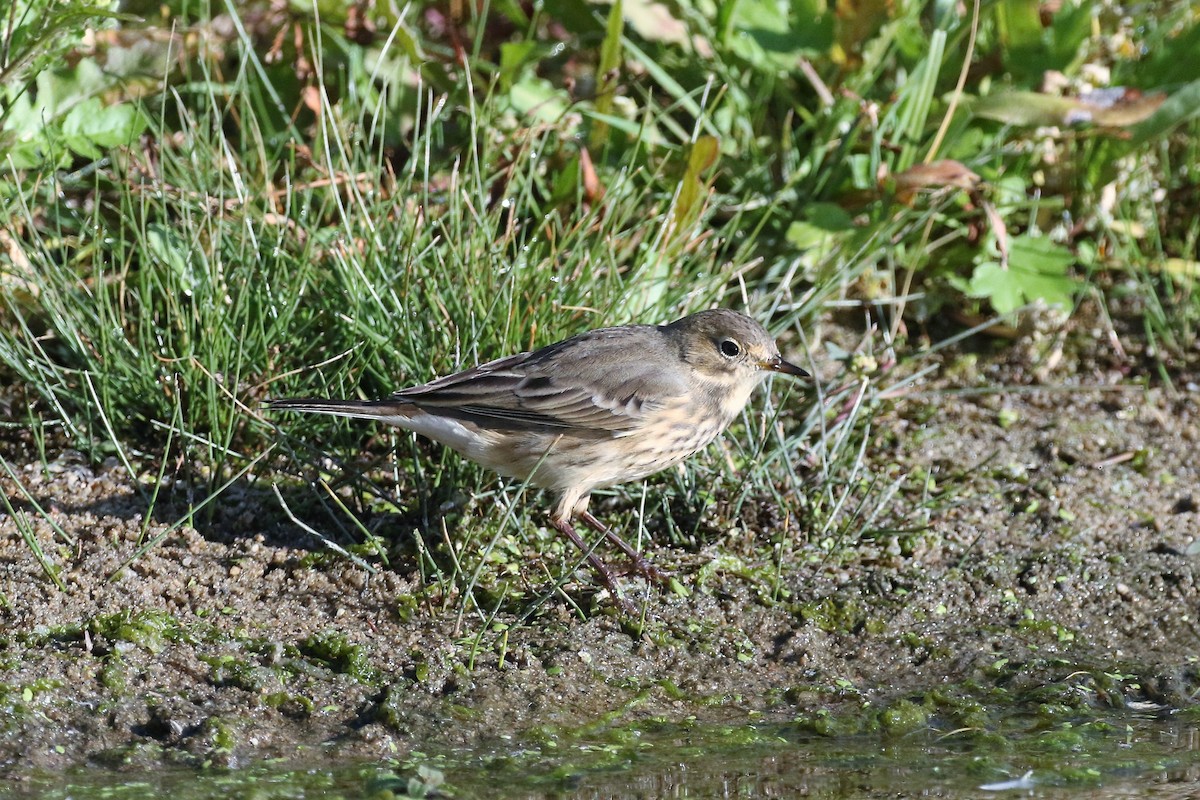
[487,416,728,493]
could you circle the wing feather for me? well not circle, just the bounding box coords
[390,327,686,434]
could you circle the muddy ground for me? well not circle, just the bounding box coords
[2,324,1199,782]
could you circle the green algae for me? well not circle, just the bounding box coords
[298,631,379,684]
[89,610,189,654]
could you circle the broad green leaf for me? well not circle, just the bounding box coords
[787,203,856,250]
[969,236,1077,314]
[61,98,148,158]
[146,224,199,296]
[507,77,570,123]
[730,0,833,68]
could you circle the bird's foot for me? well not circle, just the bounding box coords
[550,516,638,615]
[576,510,674,588]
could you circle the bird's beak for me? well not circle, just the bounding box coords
[762,355,810,379]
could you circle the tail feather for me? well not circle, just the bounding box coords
[265,398,412,422]
[267,397,476,453]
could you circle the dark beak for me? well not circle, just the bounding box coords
[764,355,810,379]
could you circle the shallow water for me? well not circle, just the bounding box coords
[6,712,1199,799]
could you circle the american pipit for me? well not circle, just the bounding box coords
[267,308,809,606]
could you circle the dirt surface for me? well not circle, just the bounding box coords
[2,328,1200,779]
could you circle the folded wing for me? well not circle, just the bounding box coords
[394,330,687,435]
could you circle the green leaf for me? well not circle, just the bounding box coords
[507,77,569,123]
[146,224,199,295]
[889,28,945,170]
[968,262,1025,314]
[968,235,1078,314]
[1131,78,1200,146]
[61,98,148,158]
[674,135,720,231]
[786,203,856,250]
[729,0,833,68]
[1126,15,1200,87]
[996,0,1092,78]
[498,41,540,91]
[541,0,605,36]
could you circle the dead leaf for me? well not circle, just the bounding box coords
[579,147,603,204]
[889,159,980,204]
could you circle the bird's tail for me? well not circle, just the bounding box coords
[264,397,415,422]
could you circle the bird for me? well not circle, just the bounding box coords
[267,308,809,609]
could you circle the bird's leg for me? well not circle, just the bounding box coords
[577,510,672,587]
[550,516,636,614]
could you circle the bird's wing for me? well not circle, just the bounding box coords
[392,333,688,434]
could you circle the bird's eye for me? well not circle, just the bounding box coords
[719,339,741,358]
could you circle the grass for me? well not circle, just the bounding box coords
[2,0,1199,615]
